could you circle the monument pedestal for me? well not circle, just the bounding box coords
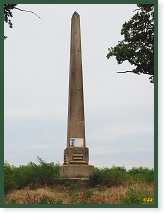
[59,165,94,178]
[64,147,89,165]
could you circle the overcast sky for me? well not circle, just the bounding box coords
[4,4,154,169]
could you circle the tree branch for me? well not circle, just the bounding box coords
[14,7,41,19]
[133,9,140,12]
[117,71,140,75]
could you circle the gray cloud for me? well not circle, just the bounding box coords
[4,4,154,168]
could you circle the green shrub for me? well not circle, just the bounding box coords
[101,166,127,186]
[121,188,152,204]
[88,168,102,187]
[4,160,154,195]
[127,167,154,182]
[12,159,60,189]
[37,195,63,204]
[4,157,60,193]
[89,166,127,187]
[8,198,17,204]
[4,162,17,194]
[57,179,80,191]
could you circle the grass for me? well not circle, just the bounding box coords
[5,183,154,205]
[4,158,154,204]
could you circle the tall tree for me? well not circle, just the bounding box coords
[107,4,154,83]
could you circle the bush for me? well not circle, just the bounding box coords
[37,194,63,204]
[89,166,127,187]
[4,157,60,194]
[103,166,127,186]
[4,160,154,195]
[88,169,102,187]
[121,188,152,204]
[13,158,60,189]
[4,162,17,194]
[127,167,154,183]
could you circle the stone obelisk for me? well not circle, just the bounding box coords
[67,11,86,149]
[60,12,94,178]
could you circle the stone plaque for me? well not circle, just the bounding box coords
[70,138,83,147]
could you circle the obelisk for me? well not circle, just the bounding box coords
[67,11,85,148]
[60,12,94,178]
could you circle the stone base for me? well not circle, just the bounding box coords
[64,147,89,165]
[59,165,94,178]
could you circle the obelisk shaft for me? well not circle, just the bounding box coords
[67,12,85,147]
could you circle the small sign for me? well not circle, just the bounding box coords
[70,138,83,147]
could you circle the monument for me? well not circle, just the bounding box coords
[59,12,94,178]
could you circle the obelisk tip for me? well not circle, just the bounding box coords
[72,11,79,17]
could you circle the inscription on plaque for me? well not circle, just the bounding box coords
[70,138,83,147]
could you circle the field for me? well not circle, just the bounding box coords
[4,157,154,205]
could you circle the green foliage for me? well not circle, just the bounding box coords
[8,198,17,204]
[4,162,17,194]
[4,157,60,194]
[57,179,80,191]
[4,4,40,39]
[127,167,154,182]
[4,159,154,197]
[4,4,17,28]
[89,166,127,187]
[102,166,126,186]
[121,188,144,204]
[37,194,63,204]
[88,168,102,187]
[89,166,154,187]
[107,4,154,83]
[121,188,153,204]
[106,166,127,186]
[4,4,17,39]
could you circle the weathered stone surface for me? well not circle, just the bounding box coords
[67,11,85,148]
[64,147,89,165]
[59,165,94,178]
[60,12,94,178]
